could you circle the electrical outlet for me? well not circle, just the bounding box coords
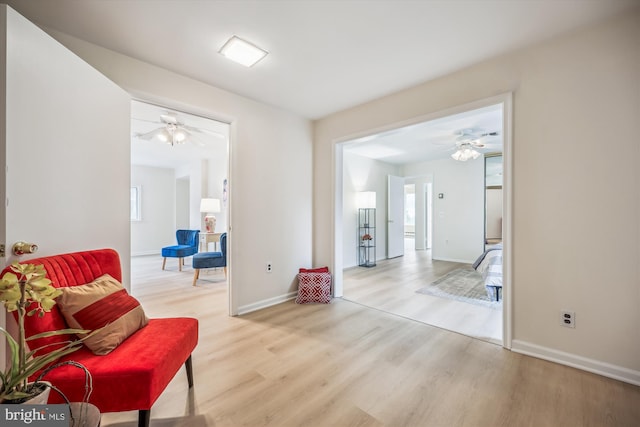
[561,310,575,328]
[266,262,273,273]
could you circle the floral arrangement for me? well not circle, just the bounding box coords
[0,262,89,403]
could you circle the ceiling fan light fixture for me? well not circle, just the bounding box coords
[157,129,170,143]
[219,35,268,67]
[174,130,187,143]
[451,145,481,161]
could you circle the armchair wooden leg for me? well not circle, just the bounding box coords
[185,355,194,388]
[138,409,150,427]
[193,269,200,286]
[179,257,183,271]
[162,258,166,270]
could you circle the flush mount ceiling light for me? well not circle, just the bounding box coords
[219,35,268,67]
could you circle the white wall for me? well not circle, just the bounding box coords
[342,151,399,267]
[175,161,203,231]
[45,29,313,315]
[131,158,230,256]
[342,150,484,266]
[203,152,229,234]
[1,6,131,365]
[315,10,640,383]
[131,165,175,256]
[404,158,485,263]
[175,177,190,229]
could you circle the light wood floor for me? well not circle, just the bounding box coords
[100,255,640,427]
[343,239,503,345]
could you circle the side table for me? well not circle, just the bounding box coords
[69,402,100,427]
[199,232,222,252]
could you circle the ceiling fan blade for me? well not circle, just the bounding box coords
[132,117,164,125]
[160,113,180,125]
[134,127,164,140]
[480,143,502,150]
[182,125,225,139]
[189,137,206,147]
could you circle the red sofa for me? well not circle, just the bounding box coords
[7,249,198,427]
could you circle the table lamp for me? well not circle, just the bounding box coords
[200,198,221,232]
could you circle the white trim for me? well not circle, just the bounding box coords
[131,250,160,257]
[331,92,514,349]
[500,92,513,350]
[237,291,297,315]
[512,340,640,386]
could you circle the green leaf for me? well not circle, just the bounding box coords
[27,328,91,341]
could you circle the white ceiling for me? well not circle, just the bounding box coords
[131,100,229,169]
[343,103,503,164]
[5,0,637,120]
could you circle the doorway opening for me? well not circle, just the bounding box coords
[130,100,231,302]
[404,184,415,238]
[336,94,512,347]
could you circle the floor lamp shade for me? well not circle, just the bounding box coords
[356,191,376,209]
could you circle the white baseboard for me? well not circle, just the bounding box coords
[237,291,297,315]
[132,251,160,257]
[511,339,640,386]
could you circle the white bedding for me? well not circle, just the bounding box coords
[473,244,503,300]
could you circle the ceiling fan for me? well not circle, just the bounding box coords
[133,112,223,146]
[450,128,500,161]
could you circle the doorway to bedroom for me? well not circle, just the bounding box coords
[339,97,509,346]
[130,100,230,296]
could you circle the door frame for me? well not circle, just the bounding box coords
[129,98,234,315]
[332,92,513,348]
[387,175,405,259]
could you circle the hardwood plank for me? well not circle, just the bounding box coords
[98,254,640,427]
[343,240,503,345]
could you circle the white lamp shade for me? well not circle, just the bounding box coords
[356,191,376,209]
[200,198,221,213]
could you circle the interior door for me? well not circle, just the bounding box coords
[3,6,131,264]
[387,175,405,258]
[1,6,131,365]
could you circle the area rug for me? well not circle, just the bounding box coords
[416,268,501,309]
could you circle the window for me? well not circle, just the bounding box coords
[131,186,141,221]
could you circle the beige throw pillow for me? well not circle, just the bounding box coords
[56,274,149,355]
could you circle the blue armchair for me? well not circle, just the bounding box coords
[162,229,200,271]
[192,233,227,286]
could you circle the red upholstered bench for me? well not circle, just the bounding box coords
[5,249,198,427]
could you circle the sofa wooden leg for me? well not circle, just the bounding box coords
[185,355,194,388]
[162,258,166,270]
[138,409,150,427]
[224,266,227,278]
[192,269,199,286]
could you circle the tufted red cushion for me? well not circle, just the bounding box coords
[42,317,198,412]
[1,248,199,414]
[1,249,123,357]
[296,271,332,304]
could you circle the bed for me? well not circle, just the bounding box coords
[472,243,503,301]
